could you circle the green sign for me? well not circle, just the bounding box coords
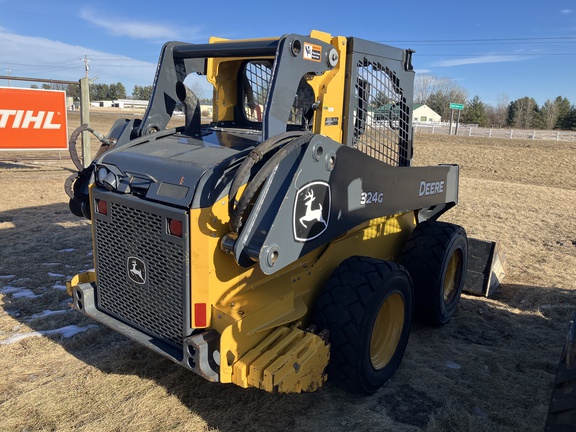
[450,103,464,110]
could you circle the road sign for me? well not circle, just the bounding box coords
[449,103,464,110]
[0,87,68,151]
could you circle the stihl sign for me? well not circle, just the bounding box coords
[0,87,68,150]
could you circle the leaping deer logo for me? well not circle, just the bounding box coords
[128,257,146,284]
[293,181,330,242]
[299,189,327,229]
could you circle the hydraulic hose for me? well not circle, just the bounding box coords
[227,131,307,219]
[67,123,115,171]
[65,124,115,217]
[229,132,314,234]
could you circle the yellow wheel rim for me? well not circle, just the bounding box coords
[443,250,462,303]
[370,293,405,370]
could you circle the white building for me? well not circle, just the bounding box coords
[413,104,441,123]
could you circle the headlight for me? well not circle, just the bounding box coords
[96,166,109,185]
[96,166,118,191]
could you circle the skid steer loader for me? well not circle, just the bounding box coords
[65,30,468,395]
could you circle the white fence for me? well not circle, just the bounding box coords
[413,123,576,142]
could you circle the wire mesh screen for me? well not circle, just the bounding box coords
[243,61,272,122]
[352,59,410,166]
[288,78,315,127]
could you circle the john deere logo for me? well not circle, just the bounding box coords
[293,181,330,242]
[127,256,146,285]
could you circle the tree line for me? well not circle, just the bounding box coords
[33,82,210,105]
[32,82,128,101]
[413,75,576,130]
[33,76,575,130]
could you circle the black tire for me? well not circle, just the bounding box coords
[545,314,576,431]
[312,256,413,395]
[399,220,468,326]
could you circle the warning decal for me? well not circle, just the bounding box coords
[303,43,322,62]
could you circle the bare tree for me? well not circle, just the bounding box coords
[495,93,509,127]
[413,74,468,120]
[541,99,559,130]
[188,80,205,100]
[414,74,443,104]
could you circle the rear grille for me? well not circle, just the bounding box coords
[94,197,188,347]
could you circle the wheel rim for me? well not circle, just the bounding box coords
[443,249,463,303]
[370,293,405,370]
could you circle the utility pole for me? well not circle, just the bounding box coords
[81,55,91,78]
[4,69,12,87]
[80,55,91,167]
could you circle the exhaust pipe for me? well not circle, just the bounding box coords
[175,81,201,137]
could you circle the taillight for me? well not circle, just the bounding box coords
[194,303,207,327]
[96,199,108,215]
[168,218,182,237]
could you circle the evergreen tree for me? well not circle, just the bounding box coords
[427,86,467,121]
[132,85,153,100]
[108,82,127,100]
[464,96,487,126]
[507,97,539,129]
[562,106,576,130]
[555,96,571,129]
[66,83,81,100]
[90,83,109,101]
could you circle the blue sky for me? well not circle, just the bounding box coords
[1,1,575,107]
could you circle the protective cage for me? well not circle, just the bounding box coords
[343,38,415,167]
[243,61,272,123]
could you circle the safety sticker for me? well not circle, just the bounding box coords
[303,43,322,62]
[324,117,339,126]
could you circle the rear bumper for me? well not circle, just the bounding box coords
[70,281,220,382]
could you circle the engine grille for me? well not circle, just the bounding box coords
[94,197,188,347]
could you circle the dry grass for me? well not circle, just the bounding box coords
[1,111,575,431]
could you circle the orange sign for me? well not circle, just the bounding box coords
[0,87,68,150]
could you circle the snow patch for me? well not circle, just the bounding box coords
[28,309,69,320]
[52,284,67,291]
[58,248,76,253]
[1,286,42,299]
[0,275,16,280]
[48,272,65,278]
[0,325,98,345]
[445,360,461,370]
[42,263,61,266]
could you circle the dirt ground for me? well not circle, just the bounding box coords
[0,111,575,431]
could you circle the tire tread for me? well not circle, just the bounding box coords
[313,257,411,393]
[400,221,467,326]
